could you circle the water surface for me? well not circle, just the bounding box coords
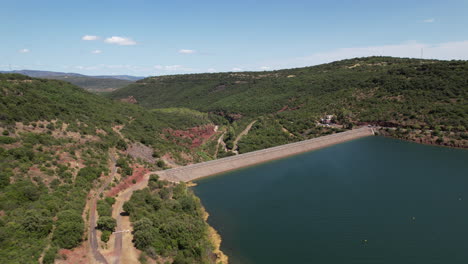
[193,136,468,264]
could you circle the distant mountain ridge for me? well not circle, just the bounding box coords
[0,70,144,81]
[0,70,144,91]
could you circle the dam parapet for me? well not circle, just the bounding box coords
[156,127,374,182]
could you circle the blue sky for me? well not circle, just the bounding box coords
[1,0,468,76]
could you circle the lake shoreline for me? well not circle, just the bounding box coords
[193,136,468,263]
[202,208,229,264]
[379,132,468,149]
[157,127,374,182]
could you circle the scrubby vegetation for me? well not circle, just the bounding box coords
[96,197,116,243]
[0,73,218,155]
[40,76,133,92]
[0,70,135,92]
[0,74,221,263]
[123,175,220,263]
[0,128,107,262]
[1,56,466,263]
[111,57,468,148]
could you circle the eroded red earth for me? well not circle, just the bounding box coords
[106,166,149,197]
[163,125,216,148]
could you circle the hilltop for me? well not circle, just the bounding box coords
[110,56,468,150]
[0,70,144,92]
[0,73,226,263]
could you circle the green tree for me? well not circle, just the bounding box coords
[53,221,84,249]
[21,210,53,237]
[42,246,58,264]
[97,216,116,232]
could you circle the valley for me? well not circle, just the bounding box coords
[0,56,466,264]
[2,1,468,263]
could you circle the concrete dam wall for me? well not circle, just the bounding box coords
[157,127,374,182]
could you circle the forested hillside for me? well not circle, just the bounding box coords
[39,76,132,92]
[1,56,467,263]
[0,74,224,263]
[110,57,468,150]
[0,70,136,92]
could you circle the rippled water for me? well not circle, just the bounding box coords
[193,136,468,264]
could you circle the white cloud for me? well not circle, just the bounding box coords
[18,48,30,53]
[152,64,194,72]
[164,65,183,71]
[91,50,102,54]
[82,35,99,41]
[178,49,196,54]
[207,68,216,72]
[104,36,137,46]
[163,65,192,71]
[231,67,243,71]
[423,18,435,23]
[259,66,270,70]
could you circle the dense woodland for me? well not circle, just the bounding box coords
[124,175,218,264]
[111,57,468,149]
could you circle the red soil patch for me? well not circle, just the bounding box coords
[164,125,216,148]
[56,246,88,264]
[120,96,138,104]
[106,166,149,197]
[57,152,76,165]
[277,106,289,113]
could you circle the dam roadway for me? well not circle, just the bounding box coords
[157,127,374,182]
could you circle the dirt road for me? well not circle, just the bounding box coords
[88,152,117,264]
[111,172,151,264]
[214,132,227,158]
[89,200,108,264]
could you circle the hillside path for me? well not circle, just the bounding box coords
[232,120,257,153]
[214,132,227,158]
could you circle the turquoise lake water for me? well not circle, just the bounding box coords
[193,136,468,264]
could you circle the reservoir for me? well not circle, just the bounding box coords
[193,136,468,264]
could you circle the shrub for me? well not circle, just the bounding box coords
[97,216,116,232]
[53,221,84,249]
[101,230,111,243]
[42,246,58,264]
[156,160,165,168]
